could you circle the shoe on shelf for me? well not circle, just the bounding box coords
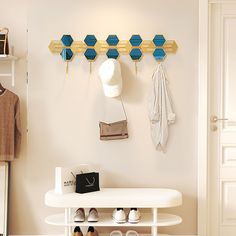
[74,226,83,236]
[128,208,141,223]
[125,230,139,236]
[86,226,98,236]
[88,208,99,222]
[110,230,122,236]
[112,208,126,223]
[74,208,85,222]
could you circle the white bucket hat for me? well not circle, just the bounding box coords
[99,59,123,97]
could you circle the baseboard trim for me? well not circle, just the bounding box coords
[9,234,197,236]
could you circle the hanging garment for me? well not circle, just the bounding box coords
[148,63,176,152]
[0,89,21,161]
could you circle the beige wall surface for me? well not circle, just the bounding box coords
[1,0,198,235]
[0,0,28,233]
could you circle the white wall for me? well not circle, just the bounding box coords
[1,0,198,235]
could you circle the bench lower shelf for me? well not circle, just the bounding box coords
[45,213,182,227]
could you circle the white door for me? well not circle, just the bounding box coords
[209,3,236,236]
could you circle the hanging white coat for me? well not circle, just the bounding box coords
[148,63,176,152]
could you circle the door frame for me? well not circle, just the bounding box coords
[198,1,209,236]
[198,1,236,236]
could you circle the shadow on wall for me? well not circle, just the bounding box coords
[9,164,39,233]
[120,61,146,104]
[159,192,197,234]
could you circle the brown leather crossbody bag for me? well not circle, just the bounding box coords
[99,97,128,140]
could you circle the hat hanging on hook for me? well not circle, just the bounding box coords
[99,59,123,98]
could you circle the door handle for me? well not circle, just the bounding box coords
[210,115,228,123]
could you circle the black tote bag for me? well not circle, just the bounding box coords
[76,172,100,194]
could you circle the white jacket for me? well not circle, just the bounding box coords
[148,63,176,152]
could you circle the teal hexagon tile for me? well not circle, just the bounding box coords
[84,35,97,46]
[84,48,97,61]
[130,48,143,61]
[129,35,142,47]
[106,35,119,46]
[153,48,166,61]
[106,49,119,59]
[61,35,74,47]
[60,48,74,61]
[153,35,166,47]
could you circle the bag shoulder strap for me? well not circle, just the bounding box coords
[101,95,128,121]
[120,95,128,121]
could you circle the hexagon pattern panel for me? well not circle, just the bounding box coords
[49,34,177,62]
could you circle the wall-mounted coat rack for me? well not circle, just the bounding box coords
[49,34,178,63]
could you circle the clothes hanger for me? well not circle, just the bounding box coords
[0,82,6,95]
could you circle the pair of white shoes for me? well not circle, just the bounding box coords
[110,230,138,236]
[74,208,99,222]
[112,208,141,224]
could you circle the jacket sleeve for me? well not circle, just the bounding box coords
[14,97,22,158]
[148,67,160,123]
[161,67,176,124]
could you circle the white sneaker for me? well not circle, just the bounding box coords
[110,230,122,236]
[126,230,139,236]
[112,208,126,223]
[74,208,85,222]
[128,208,141,223]
[88,208,99,222]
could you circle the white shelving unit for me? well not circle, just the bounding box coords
[0,162,9,236]
[0,54,18,86]
[45,188,182,236]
